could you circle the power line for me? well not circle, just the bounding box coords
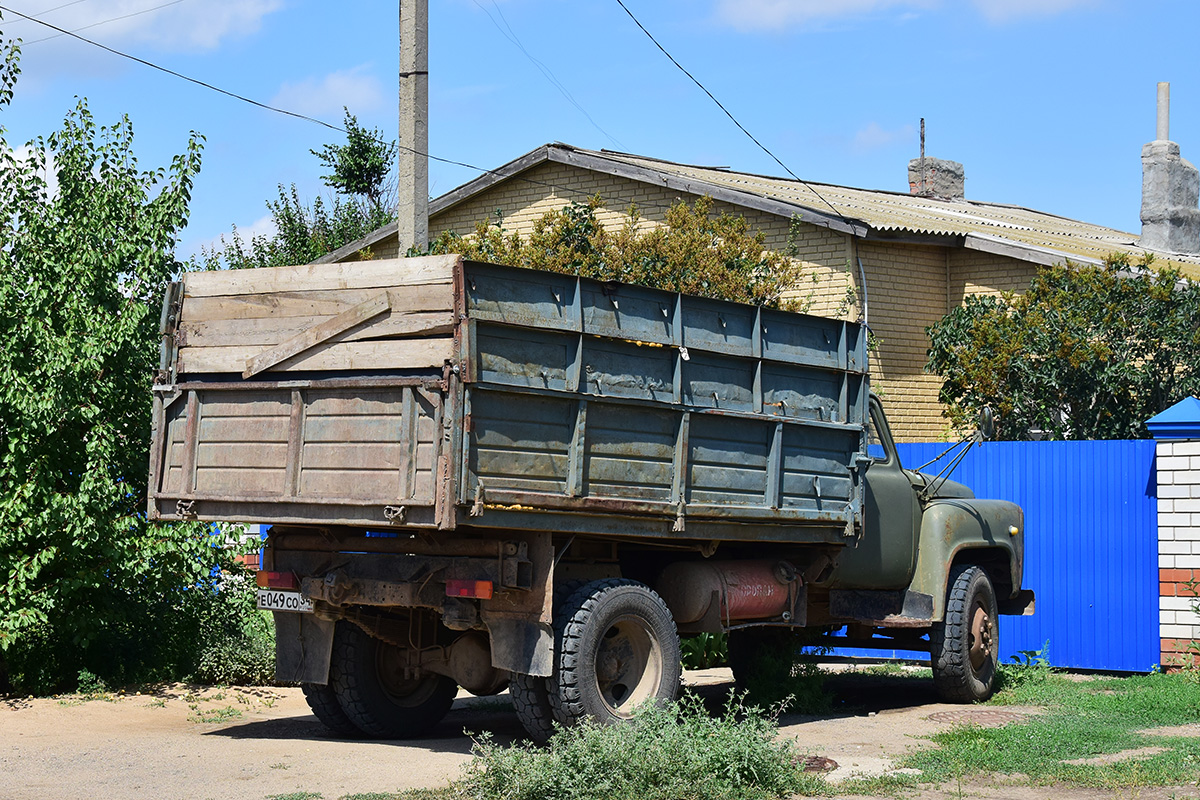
[471,0,623,150]
[0,3,686,215]
[611,0,848,224]
[23,0,186,46]
[13,0,96,22]
[0,4,740,221]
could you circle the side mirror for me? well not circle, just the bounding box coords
[979,407,996,441]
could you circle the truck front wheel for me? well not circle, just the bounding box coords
[550,579,681,728]
[330,621,458,738]
[931,565,998,702]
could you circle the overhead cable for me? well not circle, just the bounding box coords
[611,0,848,223]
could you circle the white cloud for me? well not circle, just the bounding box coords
[270,66,385,118]
[714,0,1094,30]
[715,0,936,31]
[3,0,281,53]
[192,213,276,256]
[237,213,277,242]
[851,121,915,153]
[969,0,1096,23]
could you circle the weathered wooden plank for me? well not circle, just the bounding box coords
[181,255,459,298]
[195,396,291,418]
[244,292,391,378]
[179,284,453,323]
[177,337,453,374]
[194,466,286,494]
[196,442,289,469]
[299,469,401,499]
[301,442,403,470]
[198,417,290,443]
[180,310,455,348]
[304,416,404,443]
[304,393,405,417]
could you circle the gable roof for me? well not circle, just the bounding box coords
[318,143,1200,278]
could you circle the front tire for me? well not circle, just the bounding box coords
[330,621,458,738]
[550,579,681,728]
[931,565,998,702]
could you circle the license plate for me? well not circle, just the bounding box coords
[256,588,314,614]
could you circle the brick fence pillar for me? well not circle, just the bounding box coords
[1147,398,1200,668]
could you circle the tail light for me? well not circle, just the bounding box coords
[445,579,493,600]
[256,571,299,590]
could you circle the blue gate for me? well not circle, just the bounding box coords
[832,440,1159,672]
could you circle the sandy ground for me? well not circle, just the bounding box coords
[0,668,1195,800]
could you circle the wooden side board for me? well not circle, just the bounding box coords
[181,255,459,298]
[178,338,454,374]
[180,283,453,323]
[175,257,461,376]
[180,309,456,348]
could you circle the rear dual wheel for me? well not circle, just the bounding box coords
[511,578,682,743]
[305,621,457,739]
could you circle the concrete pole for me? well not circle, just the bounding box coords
[399,0,429,252]
[1157,82,1170,141]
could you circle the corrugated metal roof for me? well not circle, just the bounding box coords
[590,148,1200,279]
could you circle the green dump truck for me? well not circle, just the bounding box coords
[148,254,1033,741]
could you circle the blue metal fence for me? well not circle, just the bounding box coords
[832,440,1159,672]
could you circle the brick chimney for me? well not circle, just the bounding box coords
[908,157,965,200]
[1141,82,1200,254]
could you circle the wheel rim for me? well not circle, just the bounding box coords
[968,599,994,672]
[593,614,663,718]
[376,641,441,707]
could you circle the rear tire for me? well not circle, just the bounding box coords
[510,580,583,744]
[550,579,681,728]
[301,680,360,737]
[510,672,558,744]
[330,621,458,738]
[931,565,998,702]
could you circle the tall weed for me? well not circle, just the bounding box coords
[459,692,823,800]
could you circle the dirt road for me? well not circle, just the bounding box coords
[0,668,1186,800]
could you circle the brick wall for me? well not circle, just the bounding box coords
[855,240,953,441]
[948,249,1037,309]
[1155,439,1200,668]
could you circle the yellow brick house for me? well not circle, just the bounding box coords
[318,143,1200,441]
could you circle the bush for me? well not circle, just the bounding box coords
[995,642,1053,697]
[459,692,820,800]
[189,575,276,686]
[680,632,728,670]
[1,554,275,694]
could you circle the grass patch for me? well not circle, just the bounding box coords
[901,670,1200,789]
[458,692,826,800]
[188,704,244,724]
[266,793,322,800]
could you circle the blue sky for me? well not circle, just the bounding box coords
[2,0,1198,260]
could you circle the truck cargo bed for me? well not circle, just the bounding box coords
[149,256,870,543]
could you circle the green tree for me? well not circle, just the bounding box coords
[0,32,253,691]
[310,108,396,213]
[194,183,393,270]
[197,113,396,271]
[925,254,1200,440]
[427,196,810,309]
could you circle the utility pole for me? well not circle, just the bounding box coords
[399,0,429,252]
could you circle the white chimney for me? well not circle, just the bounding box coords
[1140,82,1200,254]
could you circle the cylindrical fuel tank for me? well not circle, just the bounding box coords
[656,560,798,624]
